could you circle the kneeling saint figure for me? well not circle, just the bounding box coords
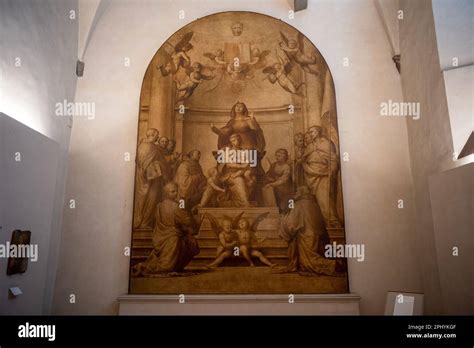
[279,186,344,276]
[133,182,200,276]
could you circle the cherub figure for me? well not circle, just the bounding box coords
[244,47,271,79]
[174,62,215,102]
[192,166,226,212]
[203,49,227,66]
[249,48,271,67]
[206,212,244,268]
[158,32,194,76]
[235,213,277,268]
[226,62,249,80]
[263,58,304,96]
[229,47,271,80]
[278,31,318,75]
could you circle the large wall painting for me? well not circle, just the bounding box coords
[129,12,348,294]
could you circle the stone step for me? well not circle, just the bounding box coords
[133,234,342,248]
[196,229,281,239]
[198,221,278,232]
[197,207,280,216]
[193,237,288,248]
[133,229,345,241]
[194,251,288,259]
[187,255,288,268]
[132,222,346,238]
[131,253,289,268]
[132,245,288,257]
[133,229,152,240]
[132,235,287,247]
[131,253,287,260]
[197,207,281,237]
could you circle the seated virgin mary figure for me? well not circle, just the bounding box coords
[210,102,266,205]
[210,102,265,152]
[217,133,256,207]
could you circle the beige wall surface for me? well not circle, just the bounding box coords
[429,163,474,314]
[53,0,422,314]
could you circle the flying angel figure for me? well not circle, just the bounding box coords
[205,212,244,269]
[174,62,215,102]
[158,32,194,76]
[248,48,271,68]
[263,55,305,96]
[278,31,318,75]
[235,212,276,267]
[203,49,227,66]
[204,47,271,81]
[244,47,271,79]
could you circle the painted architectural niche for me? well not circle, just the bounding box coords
[129,12,348,294]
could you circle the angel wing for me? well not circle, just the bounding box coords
[193,214,206,236]
[276,48,293,74]
[203,52,217,60]
[155,47,173,68]
[252,50,271,69]
[175,32,194,52]
[230,212,245,229]
[205,213,222,237]
[250,212,270,232]
[280,31,290,46]
[260,50,271,59]
[263,65,276,75]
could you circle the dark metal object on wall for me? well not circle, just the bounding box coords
[392,55,401,73]
[76,59,85,77]
[294,0,308,12]
[6,230,31,275]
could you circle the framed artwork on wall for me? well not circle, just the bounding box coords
[129,11,349,295]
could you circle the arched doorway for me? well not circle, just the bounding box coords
[130,11,348,294]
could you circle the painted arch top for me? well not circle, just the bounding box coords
[146,11,332,110]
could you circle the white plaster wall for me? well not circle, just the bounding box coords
[54,0,422,314]
[443,65,474,158]
[429,163,474,314]
[399,0,474,314]
[0,0,78,314]
[0,114,60,315]
[432,0,474,167]
[0,0,77,145]
[432,0,474,70]
[374,0,400,55]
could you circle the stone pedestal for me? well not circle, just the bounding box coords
[117,294,361,315]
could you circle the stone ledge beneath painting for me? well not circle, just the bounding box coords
[117,293,361,315]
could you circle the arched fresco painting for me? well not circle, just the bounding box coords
[129,12,348,294]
